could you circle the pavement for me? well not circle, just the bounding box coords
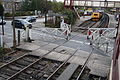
[107,14,117,28]
[0,15,116,77]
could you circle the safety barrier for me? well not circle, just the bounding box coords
[32,19,71,40]
[87,28,117,53]
[17,20,71,41]
[0,30,25,48]
[33,24,71,40]
[0,33,3,47]
[0,33,12,48]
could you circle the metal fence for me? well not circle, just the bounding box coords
[87,28,117,53]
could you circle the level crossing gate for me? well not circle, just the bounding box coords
[20,19,71,41]
[87,28,117,53]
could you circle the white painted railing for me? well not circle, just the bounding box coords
[87,28,117,53]
[33,19,71,40]
[33,25,71,40]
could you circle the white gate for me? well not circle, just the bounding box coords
[33,19,71,40]
[19,19,71,41]
[0,34,3,47]
[87,28,117,53]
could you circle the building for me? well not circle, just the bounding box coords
[0,0,23,13]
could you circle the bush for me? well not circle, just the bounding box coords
[5,13,12,17]
[15,12,21,16]
[5,11,34,17]
[21,11,34,16]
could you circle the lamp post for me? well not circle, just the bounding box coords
[12,0,16,48]
[36,0,38,10]
[1,13,4,35]
[45,0,47,27]
[0,2,4,35]
[0,3,4,47]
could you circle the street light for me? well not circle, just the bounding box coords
[0,3,4,47]
[0,3,4,35]
[12,0,16,48]
[36,0,38,10]
[45,0,47,27]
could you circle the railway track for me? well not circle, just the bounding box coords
[0,31,105,80]
[0,14,110,80]
[0,53,62,80]
[45,47,94,80]
[0,30,80,80]
[78,19,96,28]
[97,14,109,28]
[1,48,79,80]
[46,49,78,80]
[1,46,99,80]
[0,49,32,64]
[74,20,96,33]
[74,13,109,34]
[0,55,39,79]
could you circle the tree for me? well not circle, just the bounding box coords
[22,0,48,13]
[22,0,31,11]
[32,0,46,12]
[21,0,62,13]
[62,9,77,25]
[0,2,4,16]
[51,2,64,13]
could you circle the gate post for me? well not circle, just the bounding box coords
[18,30,20,45]
[0,35,3,47]
[25,26,29,42]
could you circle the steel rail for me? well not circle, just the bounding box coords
[76,46,94,80]
[78,13,109,34]
[5,30,79,80]
[75,18,100,33]
[46,49,78,80]
[0,54,27,69]
[2,14,109,80]
[98,14,109,28]
[6,58,40,80]
[79,21,92,27]
[6,50,17,56]
[81,22,97,33]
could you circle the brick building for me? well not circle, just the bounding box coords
[0,0,23,13]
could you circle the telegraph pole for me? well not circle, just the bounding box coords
[36,0,38,10]
[1,13,4,35]
[0,2,4,47]
[12,0,16,48]
[45,0,47,27]
[0,2,4,35]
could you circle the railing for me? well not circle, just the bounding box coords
[0,33,12,48]
[0,33,3,47]
[87,28,117,53]
[64,0,120,8]
[17,19,71,41]
[32,24,71,40]
[109,16,120,80]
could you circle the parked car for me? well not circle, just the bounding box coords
[0,19,6,25]
[25,16,36,22]
[11,19,32,29]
